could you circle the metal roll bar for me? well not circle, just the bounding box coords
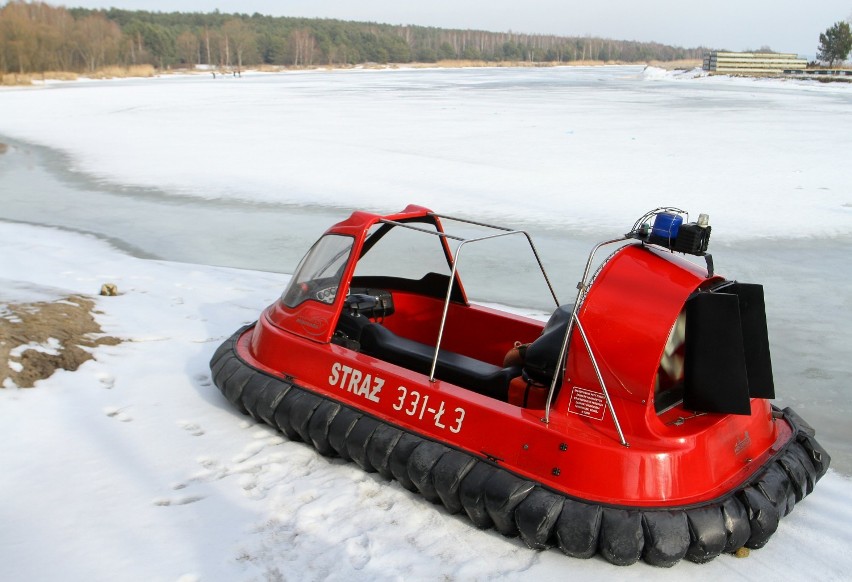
[542,236,630,447]
[379,214,560,382]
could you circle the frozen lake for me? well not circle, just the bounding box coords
[1,66,850,473]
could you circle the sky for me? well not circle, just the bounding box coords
[57,0,852,58]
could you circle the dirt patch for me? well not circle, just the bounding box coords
[0,295,120,388]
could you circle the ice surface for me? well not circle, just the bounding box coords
[0,66,850,240]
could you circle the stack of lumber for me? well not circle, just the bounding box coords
[703,52,807,74]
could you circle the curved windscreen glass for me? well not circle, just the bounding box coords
[280,234,354,308]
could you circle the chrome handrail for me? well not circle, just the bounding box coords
[542,236,630,448]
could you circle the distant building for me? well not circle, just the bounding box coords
[702,51,807,74]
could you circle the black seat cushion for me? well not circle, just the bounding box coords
[336,312,371,343]
[523,304,573,385]
[359,323,519,400]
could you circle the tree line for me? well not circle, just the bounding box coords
[1,0,708,75]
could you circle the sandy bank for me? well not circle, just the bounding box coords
[0,294,119,388]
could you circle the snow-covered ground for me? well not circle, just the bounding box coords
[1,66,851,580]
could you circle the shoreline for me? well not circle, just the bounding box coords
[2,58,698,87]
[5,59,850,89]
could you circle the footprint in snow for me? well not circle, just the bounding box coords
[97,372,115,389]
[178,420,205,436]
[239,473,264,499]
[198,456,219,469]
[104,406,132,422]
[346,535,371,570]
[232,440,267,463]
[152,495,205,507]
[193,373,212,387]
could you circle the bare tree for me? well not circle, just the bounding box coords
[204,25,212,65]
[74,14,121,72]
[222,18,255,69]
[176,30,199,67]
[290,28,316,66]
[0,1,38,73]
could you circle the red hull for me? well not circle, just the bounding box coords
[244,314,790,507]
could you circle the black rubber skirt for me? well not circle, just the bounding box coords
[210,326,830,567]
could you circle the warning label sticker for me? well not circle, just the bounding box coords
[567,386,607,420]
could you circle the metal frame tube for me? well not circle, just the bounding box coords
[379,216,560,383]
[542,237,630,448]
[575,319,628,447]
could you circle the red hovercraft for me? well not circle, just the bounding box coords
[211,205,829,567]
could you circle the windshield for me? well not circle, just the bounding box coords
[281,234,354,308]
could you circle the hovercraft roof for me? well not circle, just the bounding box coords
[325,204,436,237]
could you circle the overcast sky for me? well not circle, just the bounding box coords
[59,0,852,58]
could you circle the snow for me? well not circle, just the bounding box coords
[1,66,851,580]
[9,337,62,359]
